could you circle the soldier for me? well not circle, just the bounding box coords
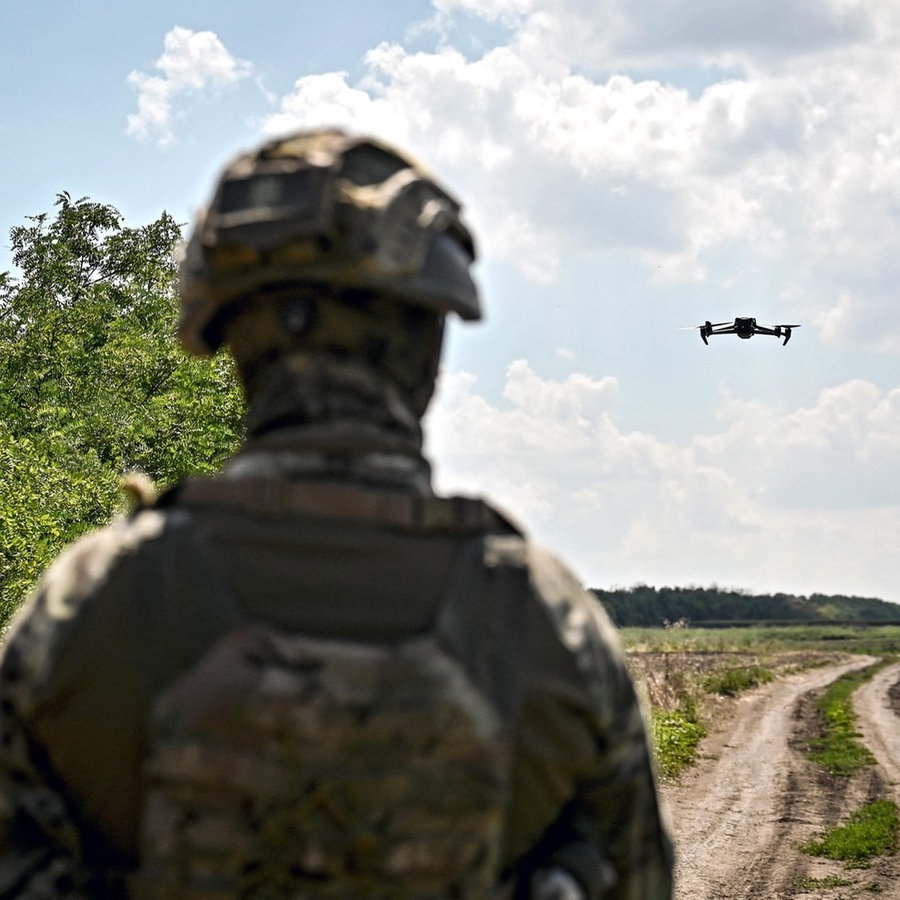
[0,129,673,898]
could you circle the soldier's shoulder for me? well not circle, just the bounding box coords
[11,507,184,634]
[480,529,597,615]
[490,537,627,668]
[0,509,188,704]
[532,544,613,623]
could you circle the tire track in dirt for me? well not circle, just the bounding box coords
[855,660,900,797]
[661,656,889,900]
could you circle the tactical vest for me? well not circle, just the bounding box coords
[130,480,523,899]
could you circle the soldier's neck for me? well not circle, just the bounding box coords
[228,352,432,493]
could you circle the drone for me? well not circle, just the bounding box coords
[688,317,802,346]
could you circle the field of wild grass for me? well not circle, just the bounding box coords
[619,623,900,656]
[626,625,900,872]
[619,624,900,778]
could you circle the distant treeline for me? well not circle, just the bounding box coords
[590,584,900,628]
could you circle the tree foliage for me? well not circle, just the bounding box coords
[0,193,243,620]
[591,583,900,627]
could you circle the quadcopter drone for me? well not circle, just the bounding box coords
[688,317,802,346]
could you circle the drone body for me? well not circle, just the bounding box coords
[693,317,801,346]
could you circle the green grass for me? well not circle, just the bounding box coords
[808,663,886,776]
[795,874,854,890]
[794,874,883,892]
[623,625,898,780]
[801,800,899,865]
[647,662,770,774]
[702,663,773,696]
[649,708,706,779]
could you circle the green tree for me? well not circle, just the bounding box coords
[0,193,243,622]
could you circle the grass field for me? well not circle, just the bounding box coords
[619,624,900,777]
[619,623,900,655]
[624,624,900,866]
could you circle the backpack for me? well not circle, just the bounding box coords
[129,489,521,898]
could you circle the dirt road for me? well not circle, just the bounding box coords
[661,657,900,899]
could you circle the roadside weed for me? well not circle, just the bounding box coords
[649,708,706,779]
[702,663,773,696]
[794,874,854,890]
[801,800,899,864]
[808,663,886,775]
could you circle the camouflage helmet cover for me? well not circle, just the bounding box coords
[178,129,481,355]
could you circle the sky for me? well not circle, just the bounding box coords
[3,0,900,605]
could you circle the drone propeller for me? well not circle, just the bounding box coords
[677,321,732,330]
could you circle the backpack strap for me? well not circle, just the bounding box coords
[130,511,244,701]
[168,476,522,536]
[435,535,530,735]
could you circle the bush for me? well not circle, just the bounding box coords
[702,663,773,697]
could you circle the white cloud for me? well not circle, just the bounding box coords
[434,0,874,68]
[426,362,900,600]
[127,27,252,145]
[254,0,900,350]
[617,0,874,64]
[262,70,409,144]
[431,0,536,22]
[693,379,900,509]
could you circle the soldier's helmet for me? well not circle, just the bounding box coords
[178,128,481,356]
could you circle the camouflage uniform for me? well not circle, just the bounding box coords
[0,130,673,899]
